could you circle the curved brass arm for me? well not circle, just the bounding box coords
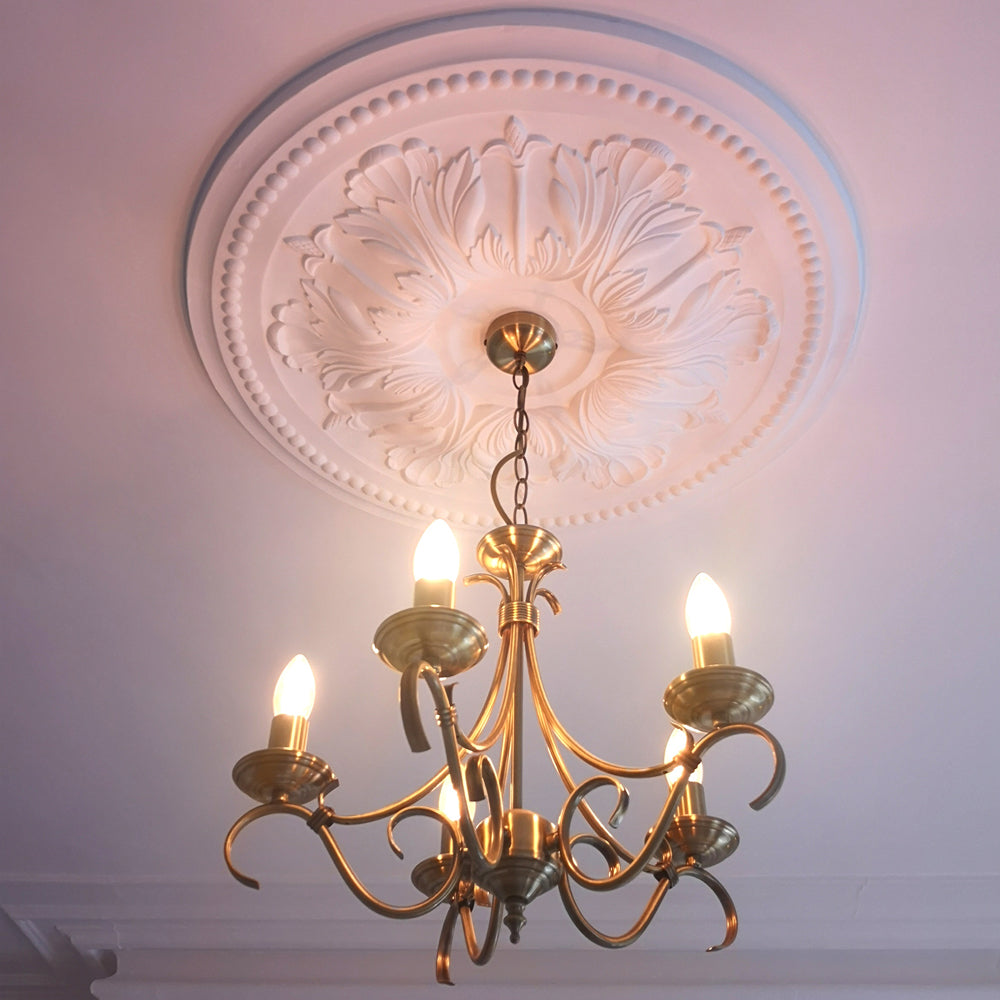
[558,772,685,892]
[387,804,458,859]
[676,864,738,951]
[435,901,461,986]
[558,868,672,948]
[324,629,513,828]
[693,723,786,811]
[224,800,463,919]
[525,631,674,780]
[568,833,621,877]
[433,881,503,986]
[460,895,503,965]
[523,633,647,864]
[525,561,565,604]
[224,802,287,889]
[395,663,505,872]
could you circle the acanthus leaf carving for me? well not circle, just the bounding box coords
[268,117,777,491]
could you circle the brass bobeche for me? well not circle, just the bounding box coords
[226,313,785,984]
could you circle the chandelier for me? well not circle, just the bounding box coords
[225,312,785,985]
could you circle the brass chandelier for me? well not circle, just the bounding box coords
[225,312,785,984]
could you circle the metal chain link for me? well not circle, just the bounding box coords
[488,356,532,526]
[511,362,530,525]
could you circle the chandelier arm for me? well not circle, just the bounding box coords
[567,833,622,876]
[456,626,516,754]
[411,663,506,871]
[526,640,673,780]
[692,723,786,811]
[525,562,566,605]
[312,805,466,920]
[526,668,636,861]
[460,894,504,966]
[510,623,527,810]
[434,900,461,986]
[223,801,464,920]
[675,864,739,951]
[326,630,514,827]
[463,753,507,871]
[494,542,526,602]
[386,804,459,861]
[557,868,672,948]
[224,803,289,889]
[464,572,510,601]
[312,766,453,827]
[559,773,689,892]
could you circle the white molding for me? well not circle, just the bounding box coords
[185,10,863,526]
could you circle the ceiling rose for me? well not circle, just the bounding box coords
[185,10,863,527]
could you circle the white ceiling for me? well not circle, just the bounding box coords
[1,1,999,997]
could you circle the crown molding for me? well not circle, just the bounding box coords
[3,874,997,996]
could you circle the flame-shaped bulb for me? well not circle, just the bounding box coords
[268,654,315,751]
[438,779,476,824]
[684,573,732,638]
[413,519,460,607]
[272,654,316,719]
[684,573,735,668]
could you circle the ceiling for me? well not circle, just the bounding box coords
[1,1,998,997]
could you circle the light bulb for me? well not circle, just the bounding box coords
[664,726,703,786]
[438,779,475,823]
[413,519,460,583]
[272,654,316,719]
[684,573,732,638]
[412,519,460,607]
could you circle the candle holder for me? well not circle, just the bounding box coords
[373,606,489,677]
[232,747,338,805]
[663,665,774,731]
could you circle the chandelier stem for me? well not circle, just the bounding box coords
[510,625,526,810]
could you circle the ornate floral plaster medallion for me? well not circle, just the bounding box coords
[185,11,863,527]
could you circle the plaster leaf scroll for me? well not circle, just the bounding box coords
[267,117,776,491]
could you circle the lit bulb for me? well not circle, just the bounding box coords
[272,654,316,719]
[664,726,703,786]
[413,519,460,582]
[684,573,732,638]
[412,519,460,607]
[438,779,475,823]
[684,573,735,668]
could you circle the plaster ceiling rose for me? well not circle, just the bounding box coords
[185,10,863,527]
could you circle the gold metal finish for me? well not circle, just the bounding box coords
[227,311,785,984]
[663,665,774,730]
[232,748,338,805]
[411,854,459,898]
[476,524,563,577]
[667,815,740,868]
[484,311,557,374]
[373,606,489,677]
[498,601,540,634]
[476,809,561,942]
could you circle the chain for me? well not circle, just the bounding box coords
[511,362,530,525]
[488,357,532,526]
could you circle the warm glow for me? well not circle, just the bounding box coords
[664,726,703,785]
[438,778,475,823]
[272,654,316,719]
[684,573,732,638]
[413,519,460,582]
